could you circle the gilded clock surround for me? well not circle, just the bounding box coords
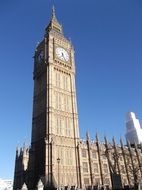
[55,47,69,62]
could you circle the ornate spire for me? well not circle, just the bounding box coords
[45,6,63,34]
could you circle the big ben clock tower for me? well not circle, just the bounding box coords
[14,7,142,189]
[25,7,81,189]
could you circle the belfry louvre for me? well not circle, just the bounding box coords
[13,7,142,190]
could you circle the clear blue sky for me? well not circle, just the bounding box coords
[0,0,142,180]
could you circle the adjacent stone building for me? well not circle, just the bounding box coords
[13,7,142,190]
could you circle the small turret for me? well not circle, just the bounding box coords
[16,147,20,158]
[112,136,116,146]
[20,147,23,156]
[120,137,124,148]
[104,135,108,145]
[86,131,90,141]
[13,144,30,190]
[96,132,99,142]
[127,139,131,148]
[23,143,29,157]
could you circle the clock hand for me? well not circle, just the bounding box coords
[62,52,66,61]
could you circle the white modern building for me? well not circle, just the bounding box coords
[0,179,13,190]
[125,112,142,144]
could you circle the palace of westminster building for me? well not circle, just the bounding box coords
[13,7,142,190]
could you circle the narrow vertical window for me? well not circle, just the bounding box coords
[56,116,59,134]
[103,163,108,174]
[63,75,66,90]
[83,162,88,173]
[60,117,62,135]
[94,163,99,173]
[65,117,68,135]
[59,93,61,110]
[64,95,67,111]
[56,73,58,87]
[58,73,60,88]
[82,149,87,157]
[68,118,71,136]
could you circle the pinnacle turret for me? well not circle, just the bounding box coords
[86,131,90,141]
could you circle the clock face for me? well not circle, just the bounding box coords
[55,47,69,62]
[37,50,44,63]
